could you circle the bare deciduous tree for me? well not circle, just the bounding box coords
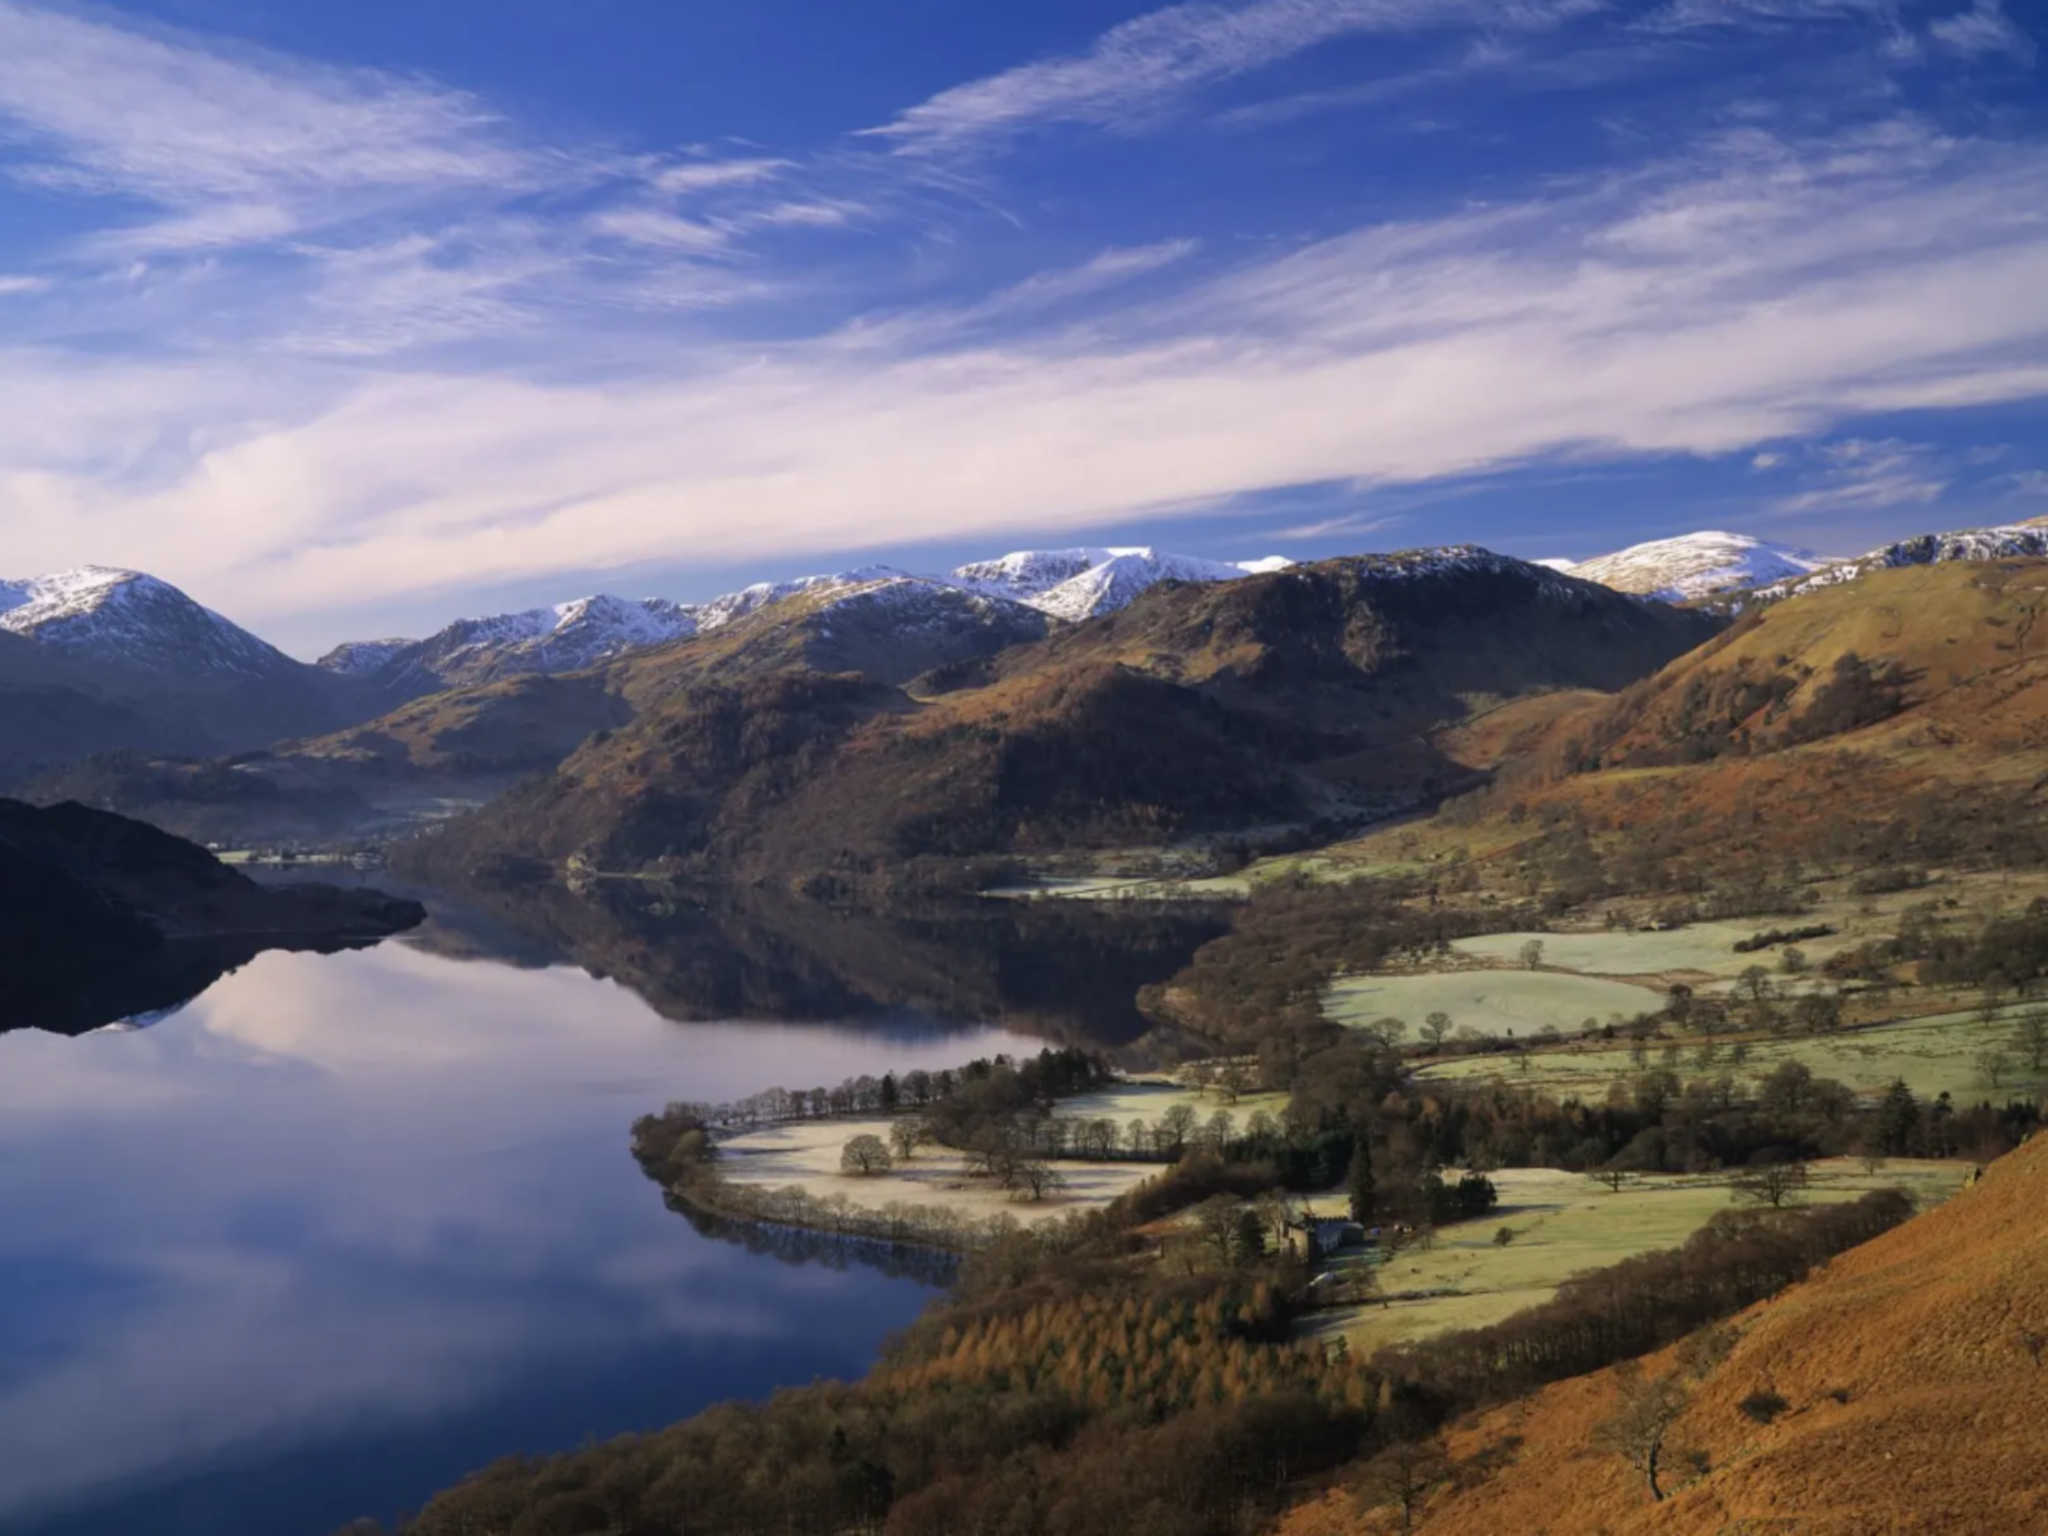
[888,1118,925,1161]
[1732,1158,1810,1208]
[1353,1438,1450,1531]
[1012,1158,1064,1202]
[840,1134,894,1176]
[1593,1364,1690,1502]
[2015,1009,2048,1073]
[1976,1049,2014,1090]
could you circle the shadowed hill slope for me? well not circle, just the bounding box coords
[0,798,425,1032]
[405,553,1721,891]
[1278,1131,2048,1535]
[24,575,1051,846]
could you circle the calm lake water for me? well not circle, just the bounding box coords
[0,930,1052,1536]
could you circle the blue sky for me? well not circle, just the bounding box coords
[0,0,2042,653]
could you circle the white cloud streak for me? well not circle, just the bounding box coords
[650,156,792,195]
[1771,438,1948,514]
[861,0,1605,153]
[0,1,535,251]
[1928,0,2037,63]
[1,116,2043,641]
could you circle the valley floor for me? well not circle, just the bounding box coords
[1298,1159,1969,1353]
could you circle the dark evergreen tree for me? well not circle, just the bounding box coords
[1348,1139,1378,1226]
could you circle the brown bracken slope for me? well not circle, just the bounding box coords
[1277,1131,2048,1536]
[1326,557,2048,881]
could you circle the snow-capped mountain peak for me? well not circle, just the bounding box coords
[950,548,1120,600]
[0,565,297,679]
[1557,532,1827,602]
[953,547,1293,619]
[317,638,417,677]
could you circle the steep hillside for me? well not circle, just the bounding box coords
[1279,1132,2048,1534]
[1547,558,2048,867]
[406,551,1721,891]
[1563,557,2048,770]
[1313,557,2048,893]
[1753,517,2048,604]
[0,631,162,783]
[0,798,424,1033]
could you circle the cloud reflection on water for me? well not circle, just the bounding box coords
[0,944,1037,1533]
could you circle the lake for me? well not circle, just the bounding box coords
[0,923,1061,1536]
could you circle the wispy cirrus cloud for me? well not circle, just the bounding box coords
[841,238,1205,349]
[1771,438,1949,515]
[860,0,1607,154]
[0,1,539,252]
[647,156,792,195]
[1928,0,2037,63]
[0,5,845,353]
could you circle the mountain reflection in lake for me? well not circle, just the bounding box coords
[0,929,1074,1536]
[398,877,1231,1048]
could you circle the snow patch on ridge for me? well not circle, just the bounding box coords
[1558,532,1825,602]
[1751,522,2048,604]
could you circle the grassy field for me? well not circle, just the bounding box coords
[1451,923,1863,980]
[1326,970,1666,1037]
[1420,1003,2048,1102]
[1300,1159,1971,1353]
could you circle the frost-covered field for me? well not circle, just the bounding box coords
[1302,1159,1968,1352]
[713,1083,1288,1222]
[717,1117,1157,1220]
[1326,970,1665,1037]
[1056,1081,1289,1125]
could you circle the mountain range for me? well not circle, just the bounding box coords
[317,547,1293,705]
[397,547,1721,894]
[11,515,2048,855]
